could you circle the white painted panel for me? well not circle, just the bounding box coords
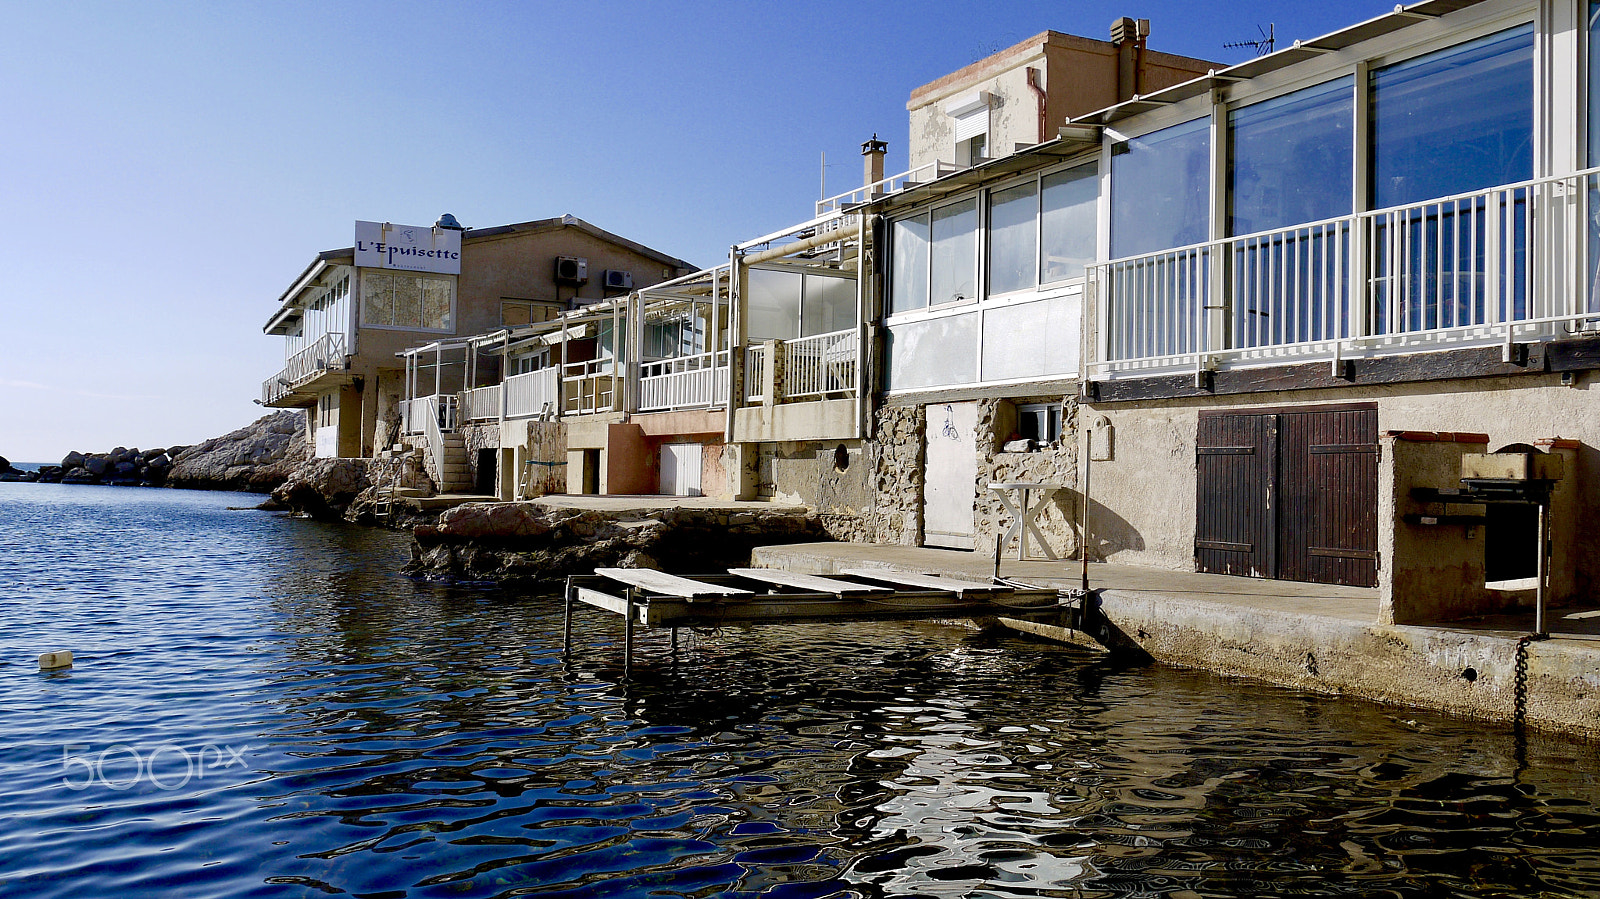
[660,443,703,497]
[981,292,1081,382]
[314,425,338,459]
[922,402,977,548]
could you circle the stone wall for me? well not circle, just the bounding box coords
[869,405,925,545]
[973,396,1079,559]
[462,422,499,491]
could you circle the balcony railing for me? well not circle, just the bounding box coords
[562,358,618,416]
[261,332,347,404]
[639,350,730,412]
[401,394,457,436]
[817,161,967,215]
[504,367,559,419]
[462,385,501,422]
[781,329,857,399]
[1088,168,1600,379]
[744,345,766,403]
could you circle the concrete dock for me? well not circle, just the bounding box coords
[752,542,1600,741]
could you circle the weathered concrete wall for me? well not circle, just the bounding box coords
[1092,589,1600,742]
[757,440,872,541]
[1084,375,1600,591]
[907,30,1215,170]
[734,398,856,444]
[605,422,654,495]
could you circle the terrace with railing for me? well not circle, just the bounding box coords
[742,329,858,403]
[261,332,347,405]
[639,350,730,412]
[1088,168,1600,381]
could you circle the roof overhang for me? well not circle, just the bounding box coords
[1072,0,1491,128]
[853,128,1102,216]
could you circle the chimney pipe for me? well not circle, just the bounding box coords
[1111,17,1151,102]
[862,134,887,194]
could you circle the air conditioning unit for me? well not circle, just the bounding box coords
[602,269,633,291]
[554,256,588,284]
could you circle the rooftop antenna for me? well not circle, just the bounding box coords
[1224,23,1275,57]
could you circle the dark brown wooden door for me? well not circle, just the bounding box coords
[1197,406,1377,587]
[1195,412,1275,578]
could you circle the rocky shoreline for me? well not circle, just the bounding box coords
[406,500,829,583]
[4,411,311,493]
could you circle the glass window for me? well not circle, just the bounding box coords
[930,197,978,305]
[886,312,979,390]
[1229,77,1353,235]
[362,271,452,329]
[801,273,855,336]
[1371,25,1533,209]
[1111,117,1212,258]
[988,181,1038,295]
[1040,164,1098,282]
[1591,1,1600,167]
[746,267,801,340]
[890,215,929,314]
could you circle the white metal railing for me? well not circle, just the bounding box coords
[744,345,767,402]
[639,350,730,412]
[781,329,858,399]
[400,394,458,435]
[817,161,967,215]
[463,385,500,422]
[1089,168,1600,379]
[261,332,347,404]
[504,367,559,419]
[562,358,618,415]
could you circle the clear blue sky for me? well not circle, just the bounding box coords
[0,0,1395,464]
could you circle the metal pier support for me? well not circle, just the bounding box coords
[624,587,636,680]
[562,576,574,654]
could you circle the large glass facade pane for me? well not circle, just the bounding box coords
[988,181,1037,295]
[930,198,978,305]
[421,279,451,329]
[1589,1,1600,313]
[362,272,394,327]
[1111,117,1211,259]
[1040,164,1097,282]
[801,273,855,336]
[746,267,801,340]
[1370,25,1532,209]
[394,276,422,328]
[1229,76,1352,235]
[890,215,929,314]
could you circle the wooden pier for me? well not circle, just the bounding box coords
[563,567,1076,677]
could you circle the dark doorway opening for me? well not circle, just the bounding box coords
[475,449,497,497]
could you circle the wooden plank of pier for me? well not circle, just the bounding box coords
[594,567,752,599]
[838,568,1008,599]
[727,568,893,595]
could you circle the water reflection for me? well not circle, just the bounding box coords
[3,483,1600,898]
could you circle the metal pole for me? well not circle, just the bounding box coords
[1536,500,1549,637]
[562,576,574,654]
[1080,435,1093,593]
[623,587,635,680]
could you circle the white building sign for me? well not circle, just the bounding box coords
[354,220,462,275]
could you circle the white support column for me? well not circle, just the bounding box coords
[1206,93,1228,359]
[1350,61,1372,343]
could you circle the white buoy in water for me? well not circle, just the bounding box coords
[39,651,73,670]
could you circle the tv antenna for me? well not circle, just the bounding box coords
[1224,23,1275,57]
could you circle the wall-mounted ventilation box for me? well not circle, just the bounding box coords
[602,269,633,290]
[555,256,589,284]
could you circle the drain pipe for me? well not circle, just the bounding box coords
[1026,67,1047,144]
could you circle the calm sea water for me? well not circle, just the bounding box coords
[2,482,1599,898]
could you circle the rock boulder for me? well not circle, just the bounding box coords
[166,411,311,493]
